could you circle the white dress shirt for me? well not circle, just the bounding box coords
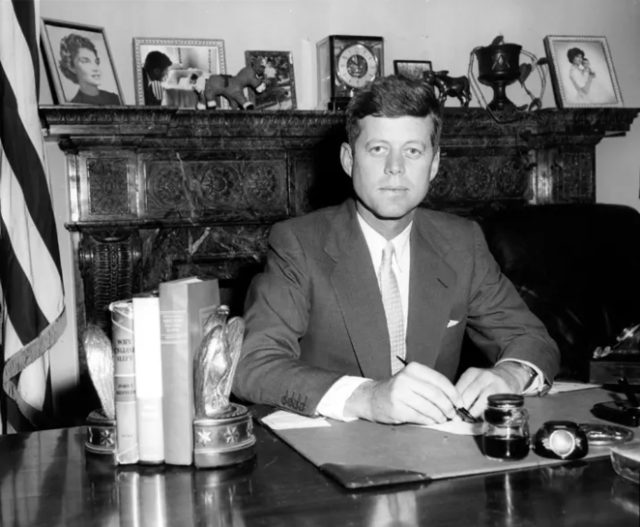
[316,212,544,421]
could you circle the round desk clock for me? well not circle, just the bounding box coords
[317,35,384,110]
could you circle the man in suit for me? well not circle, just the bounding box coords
[233,75,559,425]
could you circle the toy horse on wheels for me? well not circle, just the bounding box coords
[192,63,266,110]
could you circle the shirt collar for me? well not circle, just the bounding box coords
[356,212,412,272]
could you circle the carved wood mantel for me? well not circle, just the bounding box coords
[40,106,639,334]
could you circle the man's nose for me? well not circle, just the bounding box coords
[385,151,405,176]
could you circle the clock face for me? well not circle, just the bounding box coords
[336,43,378,89]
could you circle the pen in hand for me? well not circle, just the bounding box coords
[395,355,481,423]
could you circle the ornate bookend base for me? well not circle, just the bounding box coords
[193,403,256,468]
[85,409,117,462]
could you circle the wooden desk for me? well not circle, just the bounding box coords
[0,423,637,526]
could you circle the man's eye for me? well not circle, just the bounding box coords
[406,148,422,157]
[370,146,386,154]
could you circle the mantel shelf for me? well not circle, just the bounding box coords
[40,106,640,150]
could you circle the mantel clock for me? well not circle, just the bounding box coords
[317,35,384,111]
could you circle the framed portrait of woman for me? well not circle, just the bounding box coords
[41,18,124,106]
[544,35,623,109]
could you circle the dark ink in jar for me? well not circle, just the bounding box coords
[483,436,530,460]
[482,394,530,461]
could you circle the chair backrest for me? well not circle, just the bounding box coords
[477,203,640,380]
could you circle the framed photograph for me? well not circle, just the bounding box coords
[133,38,226,108]
[244,50,297,110]
[543,35,623,108]
[40,18,124,105]
[393,60,433,81]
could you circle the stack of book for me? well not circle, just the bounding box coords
[108,277,220,466]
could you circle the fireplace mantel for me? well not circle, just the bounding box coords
[40,105,639,331]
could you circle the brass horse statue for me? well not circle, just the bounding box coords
[191,64,266,110]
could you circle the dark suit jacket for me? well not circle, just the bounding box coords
[233,199,560,415]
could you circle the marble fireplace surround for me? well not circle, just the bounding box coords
[40,106,639,340]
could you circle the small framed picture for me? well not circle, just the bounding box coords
[543,35,623,108]
[244,50,297,110]
[40,18,124,105]
[133,37,226,108]
[393,60,433,81]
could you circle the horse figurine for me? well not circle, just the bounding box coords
[423,70,472,107]
[191,64,266,110]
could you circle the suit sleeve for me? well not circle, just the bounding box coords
[465,221,560,385]
[232,222,343,415]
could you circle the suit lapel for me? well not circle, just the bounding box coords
[405,215,456,368]
[326,201,391,380]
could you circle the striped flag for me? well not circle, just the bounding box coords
[0,0,66,432]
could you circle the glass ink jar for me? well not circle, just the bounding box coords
[483,394,530,461]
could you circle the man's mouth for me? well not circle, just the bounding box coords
[380,187,407,192]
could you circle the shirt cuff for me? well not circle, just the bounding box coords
[496,359,548,395]
[316,376,371,421]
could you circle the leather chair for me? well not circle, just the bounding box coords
[473,203,640,382]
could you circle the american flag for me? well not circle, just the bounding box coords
[0,0,66,433]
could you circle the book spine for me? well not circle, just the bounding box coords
[133,294,164,464]
[159,283,193,465]
[159,278,220,465]
[110,299,139,464]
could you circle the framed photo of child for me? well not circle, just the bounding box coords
[244,50,297,110]
[41,18,124,105]
[543,35,623,108]
[132,37,227,108]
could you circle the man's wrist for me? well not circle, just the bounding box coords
[316,376,371,421]
[344,379,376,421]
[492,362,535,394]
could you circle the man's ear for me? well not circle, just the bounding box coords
[429,149,441,182]
[340,142,354,177]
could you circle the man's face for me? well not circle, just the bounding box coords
[340,115,440,230]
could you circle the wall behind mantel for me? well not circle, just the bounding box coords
[39,0,640,205]
[38,0,640,416]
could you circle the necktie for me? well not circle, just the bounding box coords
[379,241,406,375]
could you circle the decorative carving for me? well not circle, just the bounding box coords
[427,153,531,211]
[79,232,141,332]
[144,159,287,219]
[87,158,129,215]
[550,149,595,202]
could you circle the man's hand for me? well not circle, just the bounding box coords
[343,362,462,426]
[456,362,532,417]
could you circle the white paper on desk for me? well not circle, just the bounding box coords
[262,410,332,430]
[415,420,484,436]
[549,381,602,394]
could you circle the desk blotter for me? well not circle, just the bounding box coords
[262,388,637,488]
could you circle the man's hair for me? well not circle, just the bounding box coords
[567,47,585,64]
[143,51,172,81]
[345,75,442,150]
[59,33,98,84]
